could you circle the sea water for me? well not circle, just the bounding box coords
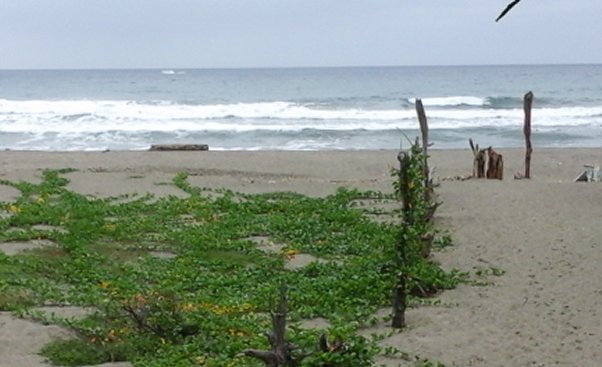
[1,65,601,151]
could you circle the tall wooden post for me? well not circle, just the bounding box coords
[523,91,534,178]
[415,99,430,202]
[392,151,410,329]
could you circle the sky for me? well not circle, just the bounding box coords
[1,0,601,69]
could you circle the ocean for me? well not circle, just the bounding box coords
[1,65,602,151]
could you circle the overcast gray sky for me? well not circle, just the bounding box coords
[1,0,600,69]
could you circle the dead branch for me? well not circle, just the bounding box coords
[469,138,487,178]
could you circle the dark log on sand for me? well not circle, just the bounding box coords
[149,144,209,151]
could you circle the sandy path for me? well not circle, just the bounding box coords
[380,149,602,366]
[0,312,72,367]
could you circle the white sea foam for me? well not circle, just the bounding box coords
[409,96,485,107]
[161,70,185,75]
[1,99,602,135]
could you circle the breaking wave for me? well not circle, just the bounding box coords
[1,99,601,134]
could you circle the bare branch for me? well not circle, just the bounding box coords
[241,350,280,367]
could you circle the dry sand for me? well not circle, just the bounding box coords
[0,148,601,366]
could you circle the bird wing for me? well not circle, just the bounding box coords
[495,0,522,22]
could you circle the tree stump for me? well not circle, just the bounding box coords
[486,147,504,180]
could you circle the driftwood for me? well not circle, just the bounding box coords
[241,286,348,366]
[242,286,297,366]
[149,144,209,151]
[469,138,487,178]
[486,147,504,180]
[574,165,601,182]
[441,175,473,182]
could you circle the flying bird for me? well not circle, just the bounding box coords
[496,0,522,22]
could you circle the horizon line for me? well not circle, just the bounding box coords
[1,62,602,72]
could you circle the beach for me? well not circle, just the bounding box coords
[1,148,601,366]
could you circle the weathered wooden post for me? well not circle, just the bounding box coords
[486,147,504,180]
[392,150,410,329]
[523,91,534,178]
[415,99,430,202]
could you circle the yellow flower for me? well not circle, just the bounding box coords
[195,356,206,365]
[37,196,45,204]
[200,302,236,315]
[283,249,300,259]
[60,213,70,225]
[213,306,227,315]
[7,204,21,213]
[179,302,198,312]
[228,328,245,337]
[134,293,146,303]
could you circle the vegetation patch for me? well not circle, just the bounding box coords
[0,168,463,366]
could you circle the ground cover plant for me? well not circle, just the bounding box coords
[0,169,463,366]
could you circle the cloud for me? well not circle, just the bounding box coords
[0,0,601,69]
